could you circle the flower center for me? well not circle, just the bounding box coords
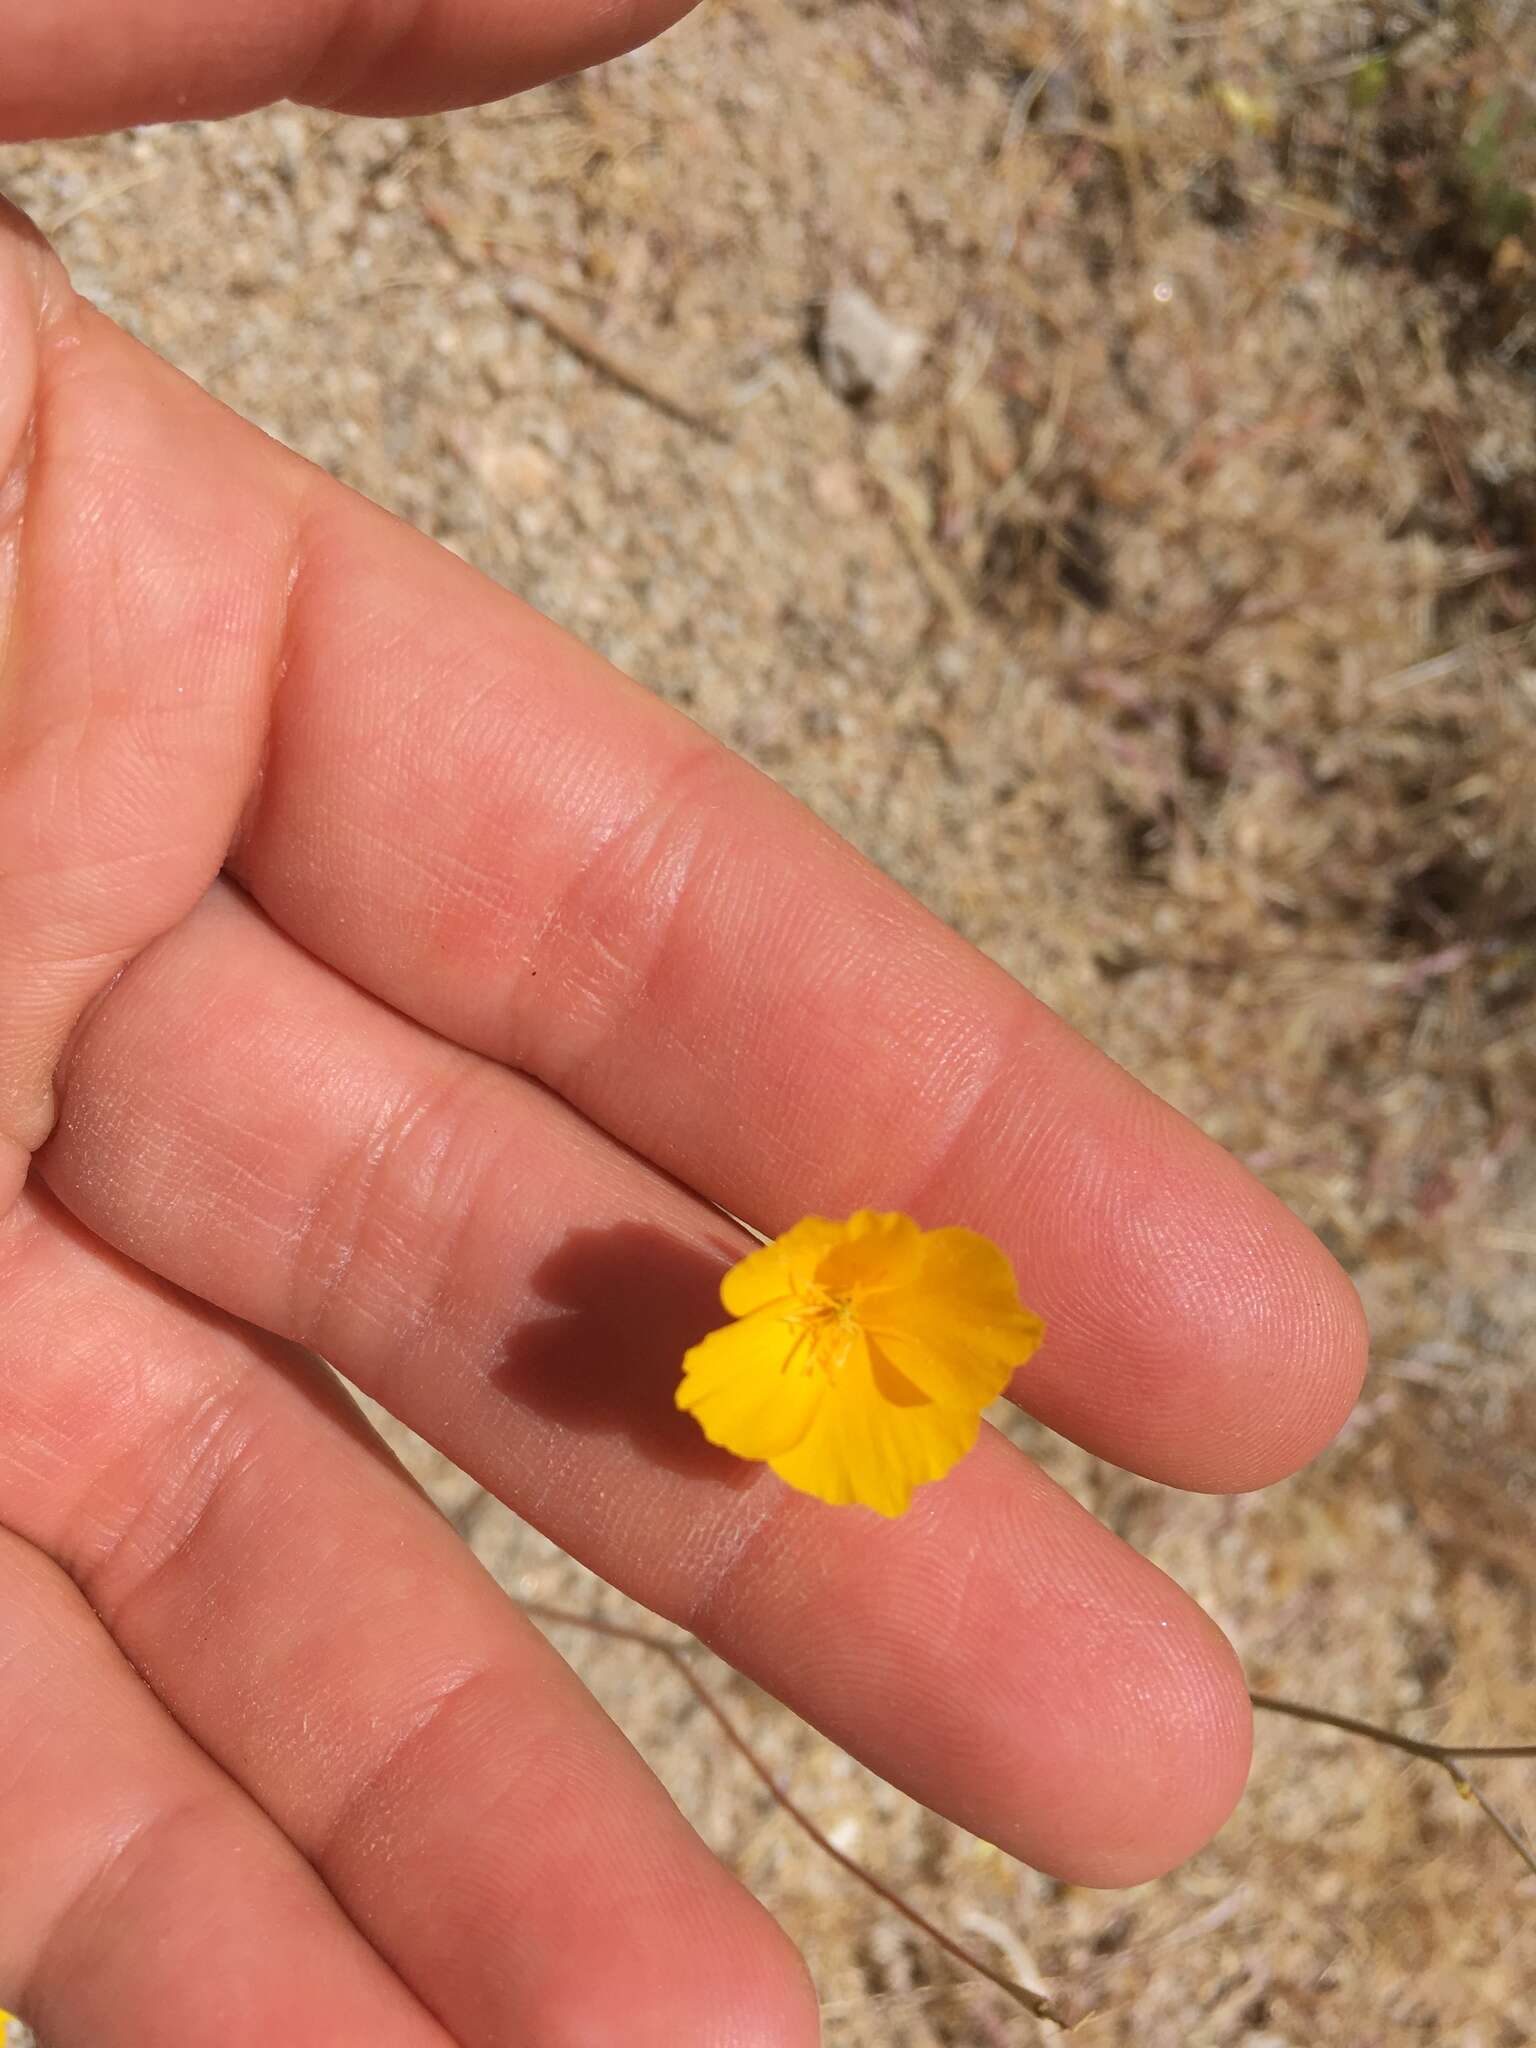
[784,1287,859,1378]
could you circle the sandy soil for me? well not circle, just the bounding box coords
[2,2,1533,2041]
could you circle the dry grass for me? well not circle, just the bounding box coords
[2,0,1534,2040]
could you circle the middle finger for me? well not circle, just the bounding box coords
[44,880,1252,1886]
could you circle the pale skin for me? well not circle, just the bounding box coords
[0,4,1369,2042]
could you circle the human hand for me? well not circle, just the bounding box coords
[0,5,1368,2042]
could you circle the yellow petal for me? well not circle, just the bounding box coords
[683,1213,1044,1515]
[815,1208,923,1295]
[859,1226,1043,1407]
[719,1215,848,1317]
[676,1308,823,1460]
[913,1225,1036,1318]
[768,1338,981,1517]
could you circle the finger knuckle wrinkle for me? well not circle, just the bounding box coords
[78,1386,267,1629]
[23,1796,213,2022]
[285,1067,479,1361]
[523,742,737,1082]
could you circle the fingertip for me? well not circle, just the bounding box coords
[1031,1606,1254,1889]
[298,0,705,117]
[528,1890,821,2048]
[1212,1213,1370,1493]
[1131,1189,1370,1495]
[941,1452,1255,1887]
[2,1,705,142]
[695,1924,823,2048]
[1011,1102,1370,1494]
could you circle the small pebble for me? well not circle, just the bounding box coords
[817,286,925,403]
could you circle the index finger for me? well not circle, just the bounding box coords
[231,494,1367,1500]
[2,0,698,140]
[0,212,1366,1496]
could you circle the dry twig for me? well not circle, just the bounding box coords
[525,1598,1536,2031]
[522,1601,1067,2026]
[867,458,974,633]
[503,278,732,444]
[1252,1693,1536,1879]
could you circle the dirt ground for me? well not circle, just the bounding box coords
[3,1,1534,2041]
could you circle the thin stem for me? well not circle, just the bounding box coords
[523,1602,1066,2027]
[1252,1693,1536,1880]
[517,1599,1536,2022]
[1448,1768,1536,1880]
[1251,1693,1536,1763]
